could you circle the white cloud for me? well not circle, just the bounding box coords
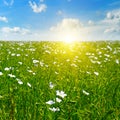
[3,0,14,6]
[0,16,8,22]
[104,27,120,33]
[101,9,120,38]
[29,1,47,13]
[50,18,83,32]
[88,20,94,25]
[1,27,30,35]
[102,9,120,25]
[50,15,120,41]
[50,18,84,41]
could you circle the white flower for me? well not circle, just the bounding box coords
[0,95,3,99]
[56,97,62,103]
[55,71,59,75]
[82,90,90,96]
[33,60,39,64]
[86,71,91,74]
[53,62,57,64]
[33,72,36,75]
[0,72,3,76]
[49,82,55,89]
[45,50,51,54]
[107,45,112,51]
[11,53,15,56]
[27,82,31,87]
[49,107,60,112]
[45,65,49,67]
[116,59,119,64]
[8,74,16,78]
[71,63,77,67]
[56,90,67,98]
[104,54,110,57]
[97,61,101,64]
[40,61,44,67]
[4,67,10,71]
[27,70,33,73]
[16,54,20,57]
[18,62,22,65]
[94,72,99,76]
[66,59,70,62]
[46,100,55,105]
[16,79,23,85]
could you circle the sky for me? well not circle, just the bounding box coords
[0,0,120,41]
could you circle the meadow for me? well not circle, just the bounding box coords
[0,41,120,120]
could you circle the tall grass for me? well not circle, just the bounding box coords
[0,41,120,119]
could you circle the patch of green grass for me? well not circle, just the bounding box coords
[0,41,120,119]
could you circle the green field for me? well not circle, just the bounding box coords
[0,41,120,120]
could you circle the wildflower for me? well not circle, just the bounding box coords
[27,82,31,87]
[49,107,60,112]
[71,63,77,67]
[40,61,44,67]
[66,59,70,62]
[56,90,67,98]
[46,100,55,105]
[94,72,99,76]
[116,59,119,64]
[0,95,3,99]
[75,56,79,58]
[8,74,16,78]
[53,62,57,64]
[33,72,36,75]
[56,97,62,103]
[49,82,55,89]
[98,51,102,55]
[45,50,51,54]
[29,48,35,51]
[94,57,98,60]
[91,60,96,64]
[33,60,39,64]
[27,70,33,73]
[45,65,49,67]
[97,61,101,64]
[18,62,22,65]
[16,79,23,85]
[86,71,91,74]
[107,45,112,51]
[55,71,59,75]
[4,67,10,71]
[82,90,90,96]
[104,54,110,57]
[16,54,20,57]
[63,51,66,54]
[11,53,15,56]
[0,72,3,76]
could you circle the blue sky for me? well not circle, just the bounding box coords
[0,0,120,41]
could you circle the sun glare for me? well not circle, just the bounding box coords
[62,34,77,44]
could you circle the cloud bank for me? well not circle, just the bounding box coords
[0,16,8,22]
[29,1,47,13]
[1,27,30,35]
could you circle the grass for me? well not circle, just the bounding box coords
[0,41,120,120]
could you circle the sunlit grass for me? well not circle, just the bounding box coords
[0,41,120,119]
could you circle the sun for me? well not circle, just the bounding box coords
[63,35,75,43]
[61,34,77,43]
